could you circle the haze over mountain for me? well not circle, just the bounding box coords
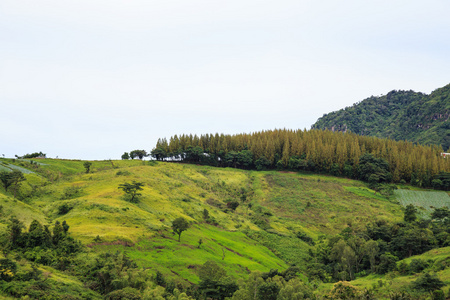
[312,83,450,150]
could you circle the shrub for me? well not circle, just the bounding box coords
[377,253,398,274]
[0,258,17,281]
[296,231,314,245]
[58,203,72,215]
[411,272,445,293]
[116,170,131,176]
[409,259,429,274]
[61,186,84,200]
[226,200,240,211]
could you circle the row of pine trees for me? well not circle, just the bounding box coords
[151,129,450,188]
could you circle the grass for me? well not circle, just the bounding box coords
[92,224,288,285]
[258,172,403,236]
[0,158,448,292]
[394,189,450,218]
[0,194,47,227]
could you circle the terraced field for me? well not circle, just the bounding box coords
[395,189,450,218]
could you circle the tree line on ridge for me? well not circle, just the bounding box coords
[139,129,450,190]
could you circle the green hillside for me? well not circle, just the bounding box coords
[312,83,450,150]
[0,158,448,299]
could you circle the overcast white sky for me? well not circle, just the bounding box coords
[1,0,449,160]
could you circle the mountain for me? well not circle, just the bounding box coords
[311,83,450,151]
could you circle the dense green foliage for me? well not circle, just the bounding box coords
[312,84,450,150]
[150,129,450,190]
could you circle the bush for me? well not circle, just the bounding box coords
[116,170,131,176]
[57,203,72,215]
[295,231,314,245]
[251,215,270,230]
[226,200,240,211]
[377,253,398,274]
[61,186,84,200]
[432,290,445,300]
[0,258,17,281]
[409,259,429,274]
[411,272,445,293]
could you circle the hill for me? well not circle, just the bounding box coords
[311,83,450,150]
[0,158,449,299]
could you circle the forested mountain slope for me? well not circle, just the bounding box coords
[311,83,450,150]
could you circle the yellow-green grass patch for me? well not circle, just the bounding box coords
[122,224,288,284]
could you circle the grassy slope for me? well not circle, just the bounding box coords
[259,172,402,237]
[2,158,443,294]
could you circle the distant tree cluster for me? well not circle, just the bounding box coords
[121,150,148,160]
[307,205,450,284]
[15,152,46,159]
[2,218,81,271]
[149,129,450,190]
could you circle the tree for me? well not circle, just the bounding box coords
[53,220,65,246]
[0,171,12,191]
[431,207,450,221]
[202,209,210,222]
[198,261,237,300]
[121,152,130,160]
[118,181,144,203]
[9,170,25,198]
[83,161,92,174]
[129,150,148,160]
[391,226,435,258]
[7,217,25,249]
[172,217,189,242]
[357,153,392,183]
[150,147,167,161]
[257,282,280,300]
[184,146,204,163]
[21,151,46,159]
[237,150,253,169]
[411,273,445,294]
[363,240,379,273]
[377,252,398,274]
[404,204,417,223]
[255,156,271,171]
[27,219,51,248]
[198,261,226,282]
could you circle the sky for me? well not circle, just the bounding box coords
[1,0,449,160]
